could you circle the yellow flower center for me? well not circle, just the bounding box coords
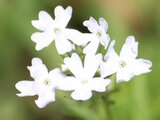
[81,80,88,84]
[44,79,51,86]
[96,32,102,38]
[119,60,126,68]
[54,28,61,34]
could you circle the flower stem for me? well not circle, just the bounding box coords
[103,74,117,120]
[106,101,113,120]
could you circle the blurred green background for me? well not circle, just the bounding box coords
[0,0,160,120]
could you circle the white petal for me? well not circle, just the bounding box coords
[120,36,138,61]
[91,78,111,92]
[54,6,72,28]
[83,17,99,33]
[99,34,110,49]
[55,34,73,54]
[131,59,152,75]
[27,58,48,80]
[107,40,115,51]
[83,54,102,79]
[82,33,96,46]
[83,36,99,54]
[49,68,66,80]
[104,40,116,60]
[64,53,83,78]
[31,30,54,51]
[35,90,55,108]
[101,41,120,78]
[48,68,66,87]
[58,77,77,91]
[15,81,35,97]
[116,67,134,82]
[100,60,119,78]
[32,11,54,31]
[64,28,90,46]
[71,89,92,101]
[99,17,108,32]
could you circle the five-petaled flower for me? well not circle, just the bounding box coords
[100,36,152,82]
[59,53,111,100]
[83,17,110,54]
[31,6,88,54]
[15,58,65,108]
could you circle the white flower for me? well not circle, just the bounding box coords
[59,53,111,100]
[100,36,152,82]
[83,17,110,54]
[15,58,65,108]
[31,6,88,54]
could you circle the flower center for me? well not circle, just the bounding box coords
[81,80,88,85]
[96,32,102,38]
[54,28,61,35]
[43,79,52,86]
[119,60,126,68]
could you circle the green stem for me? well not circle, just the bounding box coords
[106,101,113,120]
[103,74,117,120]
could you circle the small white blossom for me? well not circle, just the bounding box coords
[31,6,88,54]
[15,58,65,108]
[83,17,110,54]
[100,36,152,82]
[59,53,111,100]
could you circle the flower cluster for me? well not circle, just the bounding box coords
[15,5,152,108]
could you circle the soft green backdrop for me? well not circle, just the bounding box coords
[0,0,159,120]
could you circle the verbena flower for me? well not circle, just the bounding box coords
[16,4,153,108]
[31,6,88,54]
[83,17,110,54]
[100,36,152,82]
[59,53,111,100]
[15,58,65,108]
